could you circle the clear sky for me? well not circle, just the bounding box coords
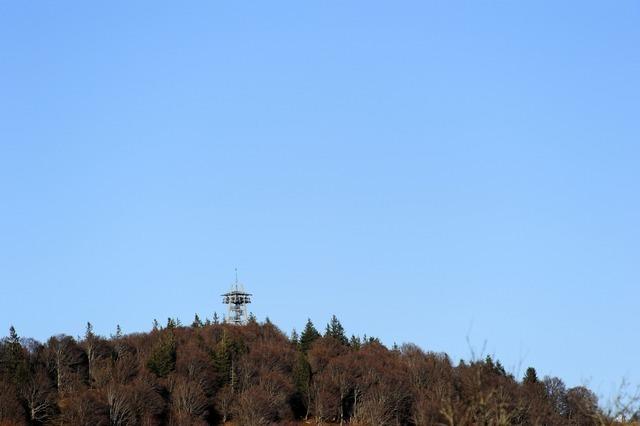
[1,1,638,399]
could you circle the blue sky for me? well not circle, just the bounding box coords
[1,1,638,397]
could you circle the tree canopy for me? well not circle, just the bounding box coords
[0,317,633,425]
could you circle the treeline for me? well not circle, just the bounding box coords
[0,315,637,425]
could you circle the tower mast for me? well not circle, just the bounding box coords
[221,270,252,325]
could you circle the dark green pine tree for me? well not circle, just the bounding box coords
[293,351,311,390]
[212,329,243,389]
[212,312,220,325]
[192,313,203,328]
[523,367,538,384]
[85,322,95,340]
[325,315,348,345]
[213,332,232,386]
[363,334,381,345]
[146,331,177,378]
[290,329,299,346]
[2,326,28,384]
[166,318,177,329]
[349,334,361,350]
[299,319,321,352]
[292,350,312,419]
[484,355,507,376]
[485,355,495,370]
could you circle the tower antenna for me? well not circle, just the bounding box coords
[222,270,252,325]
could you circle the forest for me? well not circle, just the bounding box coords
[0,315,638,425]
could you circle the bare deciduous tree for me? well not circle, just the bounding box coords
[19,369,55,423]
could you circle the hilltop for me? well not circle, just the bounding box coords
[0,316,636,425]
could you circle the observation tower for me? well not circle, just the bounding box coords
[222,270,252,325]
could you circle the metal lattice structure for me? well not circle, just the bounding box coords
[222,271,252,325]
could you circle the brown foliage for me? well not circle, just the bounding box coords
[0,319,624,425]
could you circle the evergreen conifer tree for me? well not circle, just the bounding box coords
[299,319,321,352]
[192,313,203,328]
[349,334,361,350]
[325,315,348,345]
[167,318,176,329]
[85,322,95,340]
[3,326,27,384]
[8,325,19,345]
[363,335,381,345]
[147,331,176,378]
[290,329,299,346]
[292,350,312,418]
[212,312,219,325]
[523,367,538,384]
[212,329,244,389]
[6,326,21,364]
[6,325,29,384]
[485,355,495,369]
[213,331,232,386]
